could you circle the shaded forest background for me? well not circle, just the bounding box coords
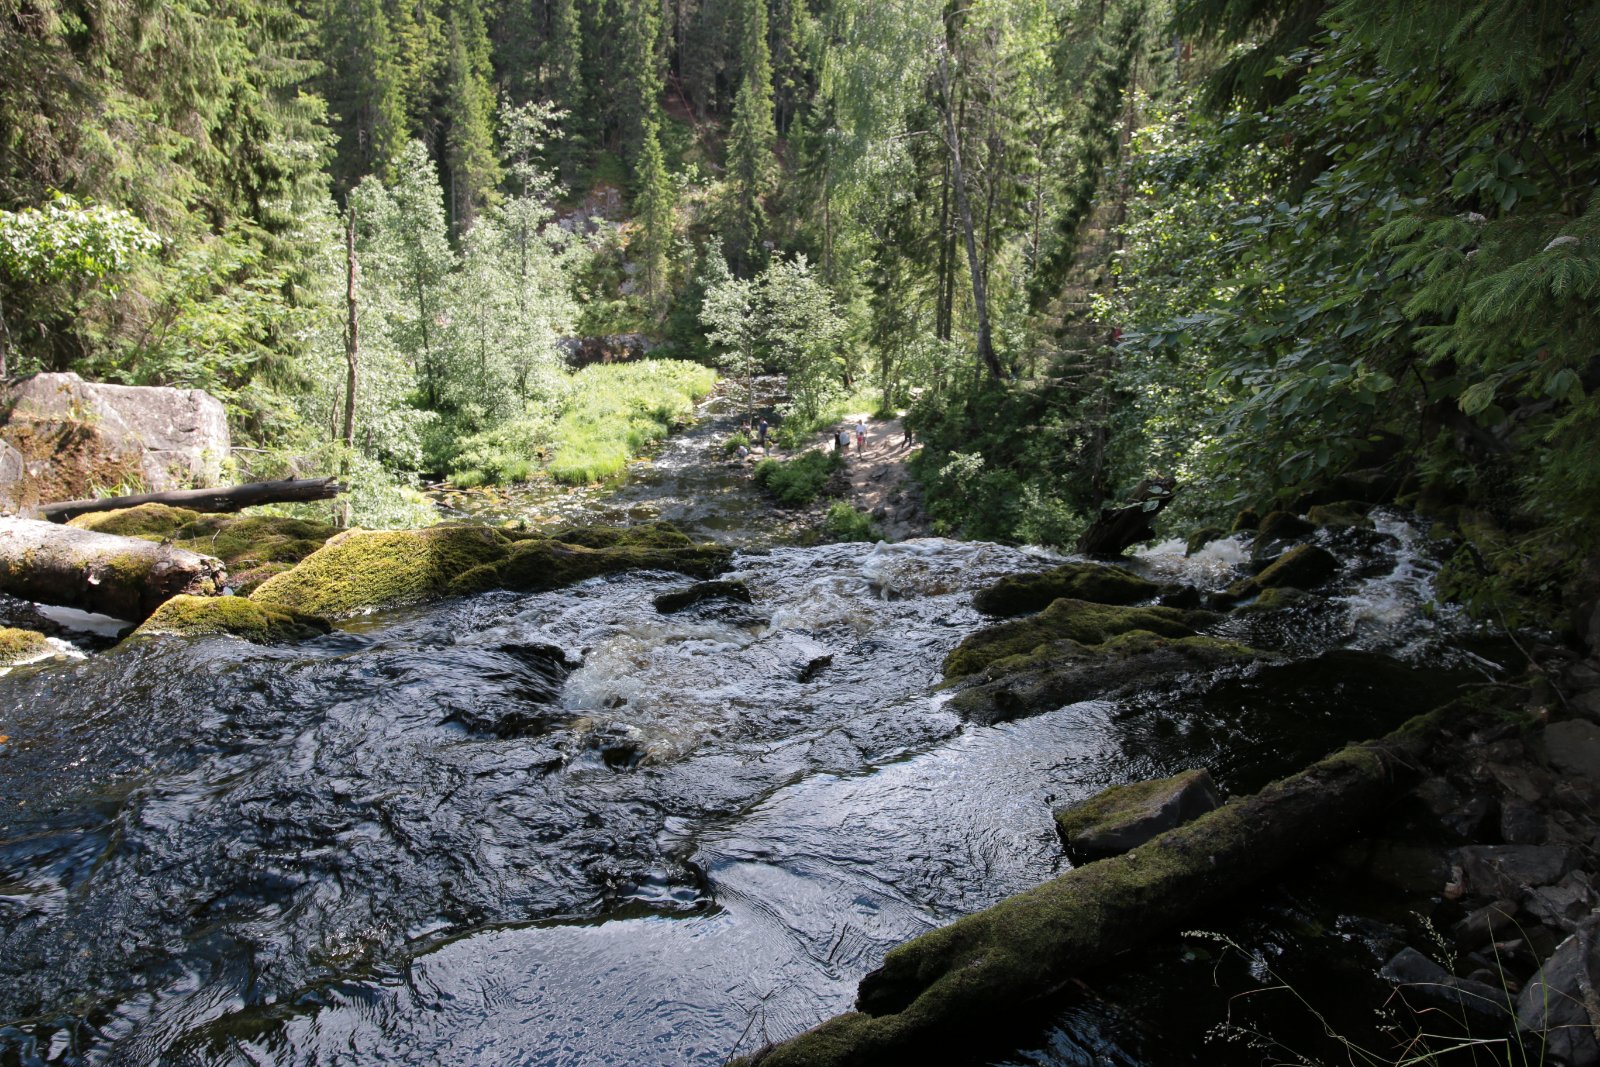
[1,0,1597,628]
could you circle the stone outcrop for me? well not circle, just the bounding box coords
[1053,768,1222,861]
[1,372,229,513]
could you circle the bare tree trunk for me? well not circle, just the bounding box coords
[0,517,227,621]
[343,206,359,449]
[39,478,345,523]
[936,54,1001,380]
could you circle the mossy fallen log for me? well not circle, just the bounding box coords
[737,709,1463,1067]
[0,516,226,621]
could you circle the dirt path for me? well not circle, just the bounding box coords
[829,415,929,540]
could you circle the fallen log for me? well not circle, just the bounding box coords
[37,477,343,524]
[0,517,227,621]
[739,705,1472,1067]
[1075,476,1177,556]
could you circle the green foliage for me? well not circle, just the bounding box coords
[752,449,842,505]
[0,196,162,283]
[824,502,878,542]
[546,359,717,484]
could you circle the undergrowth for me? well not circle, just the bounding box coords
[753,449,841,505]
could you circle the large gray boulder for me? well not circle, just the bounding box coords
[0,372,229,512]
[1516,919,1600,1066]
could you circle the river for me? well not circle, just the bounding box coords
[0,394,1502,1066]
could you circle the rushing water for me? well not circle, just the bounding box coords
[0,411,1501,1067]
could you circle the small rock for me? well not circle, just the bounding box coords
[1500,798,1548,845]
[1414,776,1464,817]
[1570,689,1600,724]
[1544,719,1600,782]
[1380,946,1513,1022]
[1486,761,1554,804]
[1440,795,1496,840]
[1451,844,1577,900]
[1523,872,1595,932]
[1453,899,1520,952]
[1516,921,1600,1067]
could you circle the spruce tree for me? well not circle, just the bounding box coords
[441,4,501,235]
[634,114,676,309]
[321,0,408,185]
[618,0,667,163]
[725,0,777,273]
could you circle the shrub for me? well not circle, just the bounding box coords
[825,502,879,542]
[753,450,842,505]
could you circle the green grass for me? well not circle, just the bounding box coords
[753,449,843,505]
[773,384,884,449]
[547,359,718,484]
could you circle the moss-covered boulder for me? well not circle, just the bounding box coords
[1223,543,1340,604]
[252,525,514,618]
[1253,510,1316,548]
[654,579,752,614]
[173,514,337,566]
[136,594,331,643]
[249,522,731,619]
[1185,526,1226,557]
[1230,508,1261,533]
[1235,585,1319,613]
[449,536,733,596]
[1307,501,1373,529]
[0,626,54,664]
[68,503,202,538]
[1054,768,1221,861]
[971,563,1160,618]
[944,598,1216,679]
[947,630,1260,726]
[68,507,338,589]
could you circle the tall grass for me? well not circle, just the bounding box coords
[547,359,717,484]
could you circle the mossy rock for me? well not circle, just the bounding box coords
[251,525,515,618]
[1054,768,1221,860]
[1306,501,1373,530]
[1224,544,1340,604]
[654,579,752,614]
[172,514,338,569]
[1229,508,1261,533]
[136,594,331,643]
[971,563,1160,618]
[1235,586,1318,613]
[227,562,295,597]
[1185,526,1226,557]
[68,503,202,539]
[0,626,54,664]
[947,630,1261,727]
[944,599,1216,679]
[541,523,694,550]
[1252,510,1316,549]
[449,536,734,597]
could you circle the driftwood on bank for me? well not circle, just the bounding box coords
[0,517,226,621]
[38,477,343,524]
[1075,476,1178,556]
[740,709,1459,1067]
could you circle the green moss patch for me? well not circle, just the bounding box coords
[250,522,731,619]
[944,598,1216,679]
[0,626,54,664]
[136,594,331,643]
[172,514,338,570]
[1224,543,1340,604]
[972,563,1160,617]
[252,525,514,618]
[68,503,202,538]
[450,536,733,597]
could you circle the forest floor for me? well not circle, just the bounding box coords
[828,414,930,541]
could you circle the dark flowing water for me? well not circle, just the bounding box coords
[0,418,1500,1067]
